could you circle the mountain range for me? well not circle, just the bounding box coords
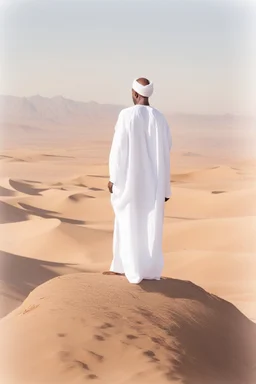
[0,95,124,127]
[0,95,255,152]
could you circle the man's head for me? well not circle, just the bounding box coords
[132,78,153,105]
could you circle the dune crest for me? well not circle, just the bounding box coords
[0,273,255,384]
[68,193,94,202]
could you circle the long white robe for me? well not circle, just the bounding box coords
[109,105,171,284]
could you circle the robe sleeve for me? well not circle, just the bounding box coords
[165,122,172,198]
[109,111,128,185]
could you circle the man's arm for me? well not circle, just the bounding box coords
[108,111,128,193]
[164,120,172,202]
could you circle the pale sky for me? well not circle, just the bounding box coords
[0,0,255,115]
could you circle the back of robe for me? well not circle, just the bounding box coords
[110,104,171,283]
[112,104,171,209]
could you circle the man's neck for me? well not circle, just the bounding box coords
[137,99,150,106]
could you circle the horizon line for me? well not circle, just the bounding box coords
[0,93,255,119]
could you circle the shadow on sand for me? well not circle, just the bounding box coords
[18,202,86,225]
[138,277,256,384]
[0,250,83,318]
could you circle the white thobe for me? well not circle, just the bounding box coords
[109,105,171,284]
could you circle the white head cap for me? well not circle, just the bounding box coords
[132,79,154,98]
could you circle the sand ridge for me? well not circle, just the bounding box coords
[0,273,255,384]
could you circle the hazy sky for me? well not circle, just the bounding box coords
[0,0,255,115]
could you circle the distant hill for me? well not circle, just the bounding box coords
[0,95,255,154]
[0,95,125,145]
[0,95,124,127]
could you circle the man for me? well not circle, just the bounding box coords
[107,77,171,284]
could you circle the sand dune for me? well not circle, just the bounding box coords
[0,250,85,318]
[163,250,256,321]
[0,200,29,224]
[172,165,256,192]
[0,177,25,195]
[6,192,112,223]
[166,189,256,221]
[173,165,239,182]
[1,153,76,164]
[68,193,95,201]
[0,274,255,384]
[0,144,255,383]
[166,216,256,253]
[0,218,111,264]
[0,186,17,197]
[8,179,48,195]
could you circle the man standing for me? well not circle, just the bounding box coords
[107,78,171,284]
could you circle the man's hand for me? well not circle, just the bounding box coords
[108,181,113,193]
[165,198,169,202]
